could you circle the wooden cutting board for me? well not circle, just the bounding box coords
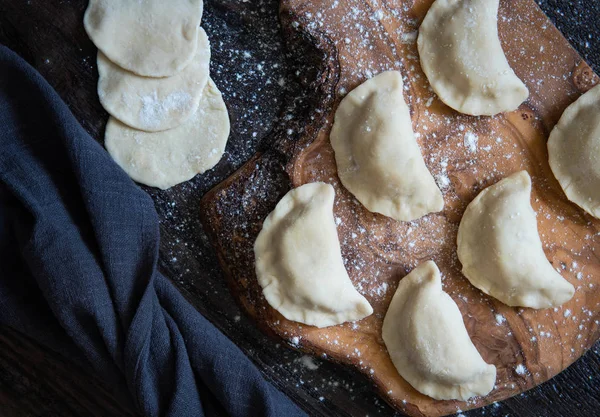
[200,0,600,415]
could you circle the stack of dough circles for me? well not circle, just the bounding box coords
[84,0,231,189]
[105,79,230,190]
[97,28,211,132]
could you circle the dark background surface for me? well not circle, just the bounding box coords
[0,0,599,416]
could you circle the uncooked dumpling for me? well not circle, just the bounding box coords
[84,0,203,77]
[548,84,600,218]
[382,261,496,401]
[418,0,529,116]
[254,182,373,328]
[105,79,229,190]
[330,71,443,222]
[97,28,211,132]
[457,171,575,308]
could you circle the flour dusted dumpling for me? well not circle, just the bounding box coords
[548,84,600,218]
[330,71,443,222]
[382,261,496,401]
[97,28,211,132]
[458,171,575,308]
[105,79,229,189]
[84,0,203,77]
[254,183,373,328]
[418,0,529,116]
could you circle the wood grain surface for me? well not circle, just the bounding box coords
[201,0,600,416]
[0,1,600,417]
[0,326,138,417]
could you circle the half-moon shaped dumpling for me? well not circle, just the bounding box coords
[382,261,496,401]
[254,182,373,328]
[457,171,575,308]
[97,28,211,132]
[330,71,444,222]
[418,0,529,116]
[548,84,600,218]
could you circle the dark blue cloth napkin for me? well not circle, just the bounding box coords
[0,45,306,417]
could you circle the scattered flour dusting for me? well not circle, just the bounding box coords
[299,355,320,370]
[495,314,506,325]
[372,9,384,20]
[515,364,527,375]
[436,158,450,189]
[400,31,418,43]
[464,132,478,153]
[436,173,450,189]
[372,282,389,297]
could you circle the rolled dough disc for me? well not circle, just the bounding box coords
[84,0,203,77]
[97,28,211,132]
[105,79,230,190]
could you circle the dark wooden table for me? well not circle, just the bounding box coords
[0,1,599,416]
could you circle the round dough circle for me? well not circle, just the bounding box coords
[548,84,600,218]
[97,28,211,132]
[105,79,230,190]
[84,0,203,77]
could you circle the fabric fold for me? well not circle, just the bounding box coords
[0,45,305,417]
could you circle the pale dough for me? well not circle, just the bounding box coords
[105,79,229,190]
[382,261,496,401]
[97,28,211,132]
[548,84,600,218]
[457,171,575,308]
[84,0,203,77]
[254,182,373,328]
[418,0,529,116]
[330,71,444,222]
